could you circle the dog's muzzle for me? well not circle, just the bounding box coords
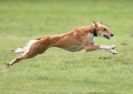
[103,33,114,40]
[103,34,111,39]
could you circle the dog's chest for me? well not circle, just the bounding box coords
[88,33,95,44]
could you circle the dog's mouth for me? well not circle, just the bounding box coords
[103,34,111,40]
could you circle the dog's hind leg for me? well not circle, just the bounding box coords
[6,38,49,68]
[6,56,24,68]
[6,49,44,68]
[6,51,38,68]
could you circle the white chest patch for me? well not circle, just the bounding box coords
[88,33,95,44]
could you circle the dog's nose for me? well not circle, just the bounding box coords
[111,33,114,37]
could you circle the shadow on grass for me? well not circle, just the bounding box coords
[98,56,113,60]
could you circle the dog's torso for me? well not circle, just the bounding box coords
[37,26,94,52]
[14,26,96,58]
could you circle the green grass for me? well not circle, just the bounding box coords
[0,0,133,94]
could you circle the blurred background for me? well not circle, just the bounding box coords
[0,0,133,94]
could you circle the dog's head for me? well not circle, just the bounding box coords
[92,21,114,39]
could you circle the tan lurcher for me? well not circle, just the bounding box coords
[6,21,117,68]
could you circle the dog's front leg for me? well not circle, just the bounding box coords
[84,45,100,52]
[99,45,117,54]
[81,36,101,52]
[84,45,117,54]
[81,35,117,54]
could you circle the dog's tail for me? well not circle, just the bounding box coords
[12,48,25,53]
[12,40,38,53]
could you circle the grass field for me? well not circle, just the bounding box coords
[0,0,133,94]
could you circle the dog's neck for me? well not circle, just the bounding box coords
[90,26,97,37]
[92,28,97,36]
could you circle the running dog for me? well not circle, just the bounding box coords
[6,21,117,68]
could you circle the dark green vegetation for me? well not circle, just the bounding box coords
[0,0,133,94]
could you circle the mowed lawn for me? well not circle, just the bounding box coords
[0,0,133,94]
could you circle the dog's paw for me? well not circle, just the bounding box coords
[108,45,117,54]
[110,45,116,50]
[100,45,117,54]
[109,49,118,54]
[5,63,10,68]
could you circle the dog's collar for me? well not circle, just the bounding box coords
[93,28,97,36]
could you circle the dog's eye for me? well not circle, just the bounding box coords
[104,28,107,31]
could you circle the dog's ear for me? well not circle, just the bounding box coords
[93,21,98,27]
